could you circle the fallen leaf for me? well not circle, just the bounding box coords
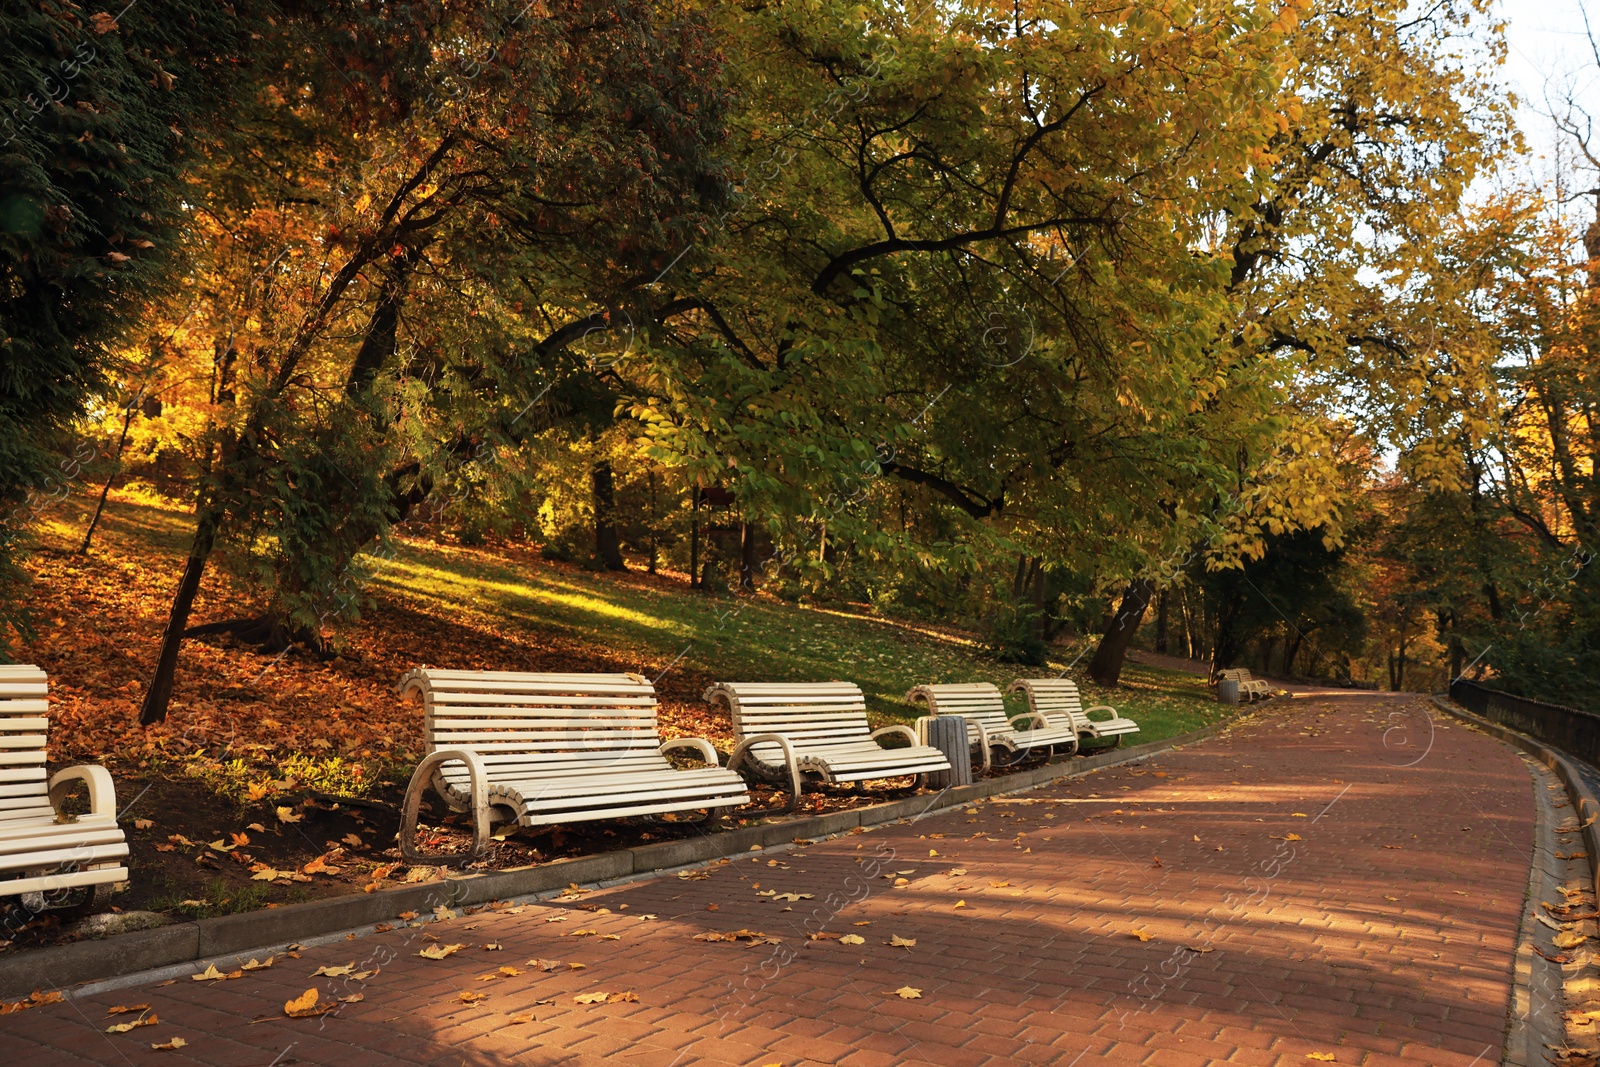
[457,991,488,1005]
[191,964,241,982]
[1306,1056,1335,1062]
[1555,931,1588,949]
[571,929,599,937]
[132,819,154,830]
[953,900,967,909]
[887,987,922,999]
[247,823,266,832]
[284,989,334,1018]
[106,1004,150,1015]
[771,893,814,902]
[839,934,866,946]
[1130,928,1154,942]
[312,963,356,978]
[574,992,609,1004]
[276,806,303,824]
[150,1037,187,1050]
[419,943,466,960]
[106,1011,158,1033]
[888,935,916,948]
[241,957,274,971]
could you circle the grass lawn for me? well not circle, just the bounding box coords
[365,527,1229,741]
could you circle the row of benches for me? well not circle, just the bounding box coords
[1,667,1138,902]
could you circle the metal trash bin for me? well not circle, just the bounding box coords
[1218,679,1240,705]
[920,715,973,790]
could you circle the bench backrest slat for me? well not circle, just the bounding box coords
[0,667,50,823]
[1005,678,1089,727]
[905,683,1011,734]
[704,682,873,743]
[400,670,669,770]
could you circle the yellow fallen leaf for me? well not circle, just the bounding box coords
[990,881,1011,888]
[276,806,303,824]
[1130,928,1153,942]
[251,868,285,881]
[574,992,609,1004]
[953,900,967,909]
[1306,1055,1335,1062]
[888,987,922,999]
[247,822,266,832]
[312,963,356,978]
[772,893,814,902]
[191,964,240,982]
[928,849,939,857]
[150,1037,187,1050]
[839,934,866,945]
[888,935,916,948]
[457,991,488,1005]
[419,943,466,960]
[1555,931,1588,949]
[241,957,274,971]
[571,929,598,937]
[1291,813,1308,818]
[133,819,154,830]
[284,989,326,1018]
[106,1004,150,1015]
[106,1011,158,1033]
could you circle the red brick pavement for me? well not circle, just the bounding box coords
[4,697,1532,1066]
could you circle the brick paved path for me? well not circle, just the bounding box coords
[7,697,1533,1066]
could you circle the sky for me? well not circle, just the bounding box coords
[1501,0,1600,162]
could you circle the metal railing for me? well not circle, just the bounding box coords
[1450,678,1600,766]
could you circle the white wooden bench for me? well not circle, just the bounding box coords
[398,669,749,862]
[1218,668,1273,702]
[702,681,951,809]
[1006,677,1141,747]
[906,682,1078,771]
[0,665,128,909]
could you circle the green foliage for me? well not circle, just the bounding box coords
[183,753,372,805]
[979,604,1048,667]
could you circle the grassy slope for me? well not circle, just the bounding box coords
[366,521,1229,741]
[30,490,1229,756]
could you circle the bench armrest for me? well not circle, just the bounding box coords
[48,764,117,822]
[1083,705,1120,722]
[728,733,801,813]
[400,748,491,864]
[1009,712,1049,731]
[871,724,918,748]
[661,736,720,766]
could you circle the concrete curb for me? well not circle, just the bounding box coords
[0,710,1252,1000]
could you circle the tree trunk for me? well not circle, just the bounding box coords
[1153,591,1169,654]
[739,521,757,590]
[1088,579,1155,686]
[80,402,138,554]
[140,507,221,725]
[690,487,701,588]
[591,461,625,571]
[647,471,658,575]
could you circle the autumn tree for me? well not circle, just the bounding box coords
[136,0,732,722]
[0,1,253,654]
